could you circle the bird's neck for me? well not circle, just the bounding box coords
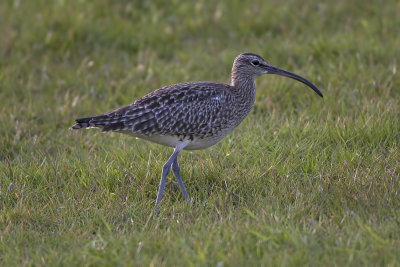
[231,64,257,93]
[231,71,256,98]
[230,73,257,121]
[231,74,255,91]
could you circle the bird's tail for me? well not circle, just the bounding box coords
[71,104,137,131]
[71,117,97,130]
[70,115,126,131]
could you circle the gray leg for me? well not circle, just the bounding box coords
[155,144,187,210]
[172,156,189,201]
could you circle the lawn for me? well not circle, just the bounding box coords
[1,0,399,266]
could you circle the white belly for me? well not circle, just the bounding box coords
[120,128,232,150]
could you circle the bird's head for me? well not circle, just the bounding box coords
[232,53,323,97]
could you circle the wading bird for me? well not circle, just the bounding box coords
[71,53,323,210]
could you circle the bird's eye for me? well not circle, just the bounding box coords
[251,60,260,66]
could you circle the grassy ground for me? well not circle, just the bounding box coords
[1,0,399,266]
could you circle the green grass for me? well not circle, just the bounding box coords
[1,0,400,265]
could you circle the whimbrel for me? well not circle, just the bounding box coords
[71,53,323,209]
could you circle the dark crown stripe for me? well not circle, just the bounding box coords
[241,52,260,57]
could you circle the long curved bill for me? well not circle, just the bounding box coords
[265,65,323,97]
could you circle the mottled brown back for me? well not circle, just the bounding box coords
[72,82,239,139]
